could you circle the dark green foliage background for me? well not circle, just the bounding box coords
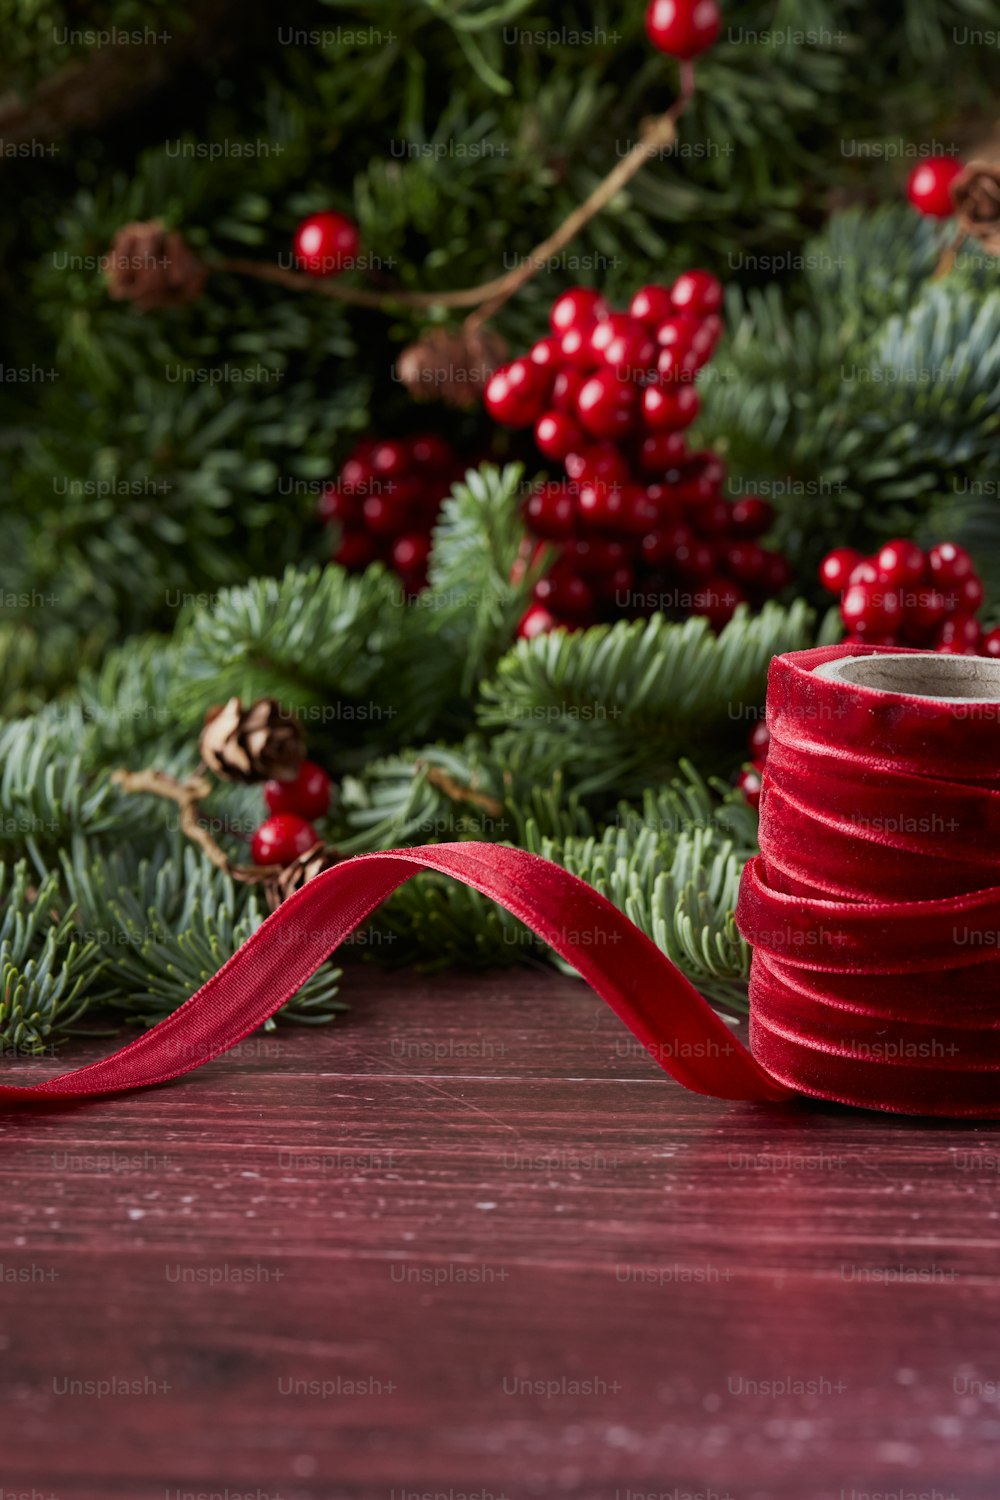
[2,0,997,676]
[0,0,996,1046]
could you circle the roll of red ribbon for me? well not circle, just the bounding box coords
[737,643,1000,1117]
[2,643,999,1118]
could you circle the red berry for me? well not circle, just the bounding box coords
[391,533,431,574]
[763,551,793,594]
[729,497,774,539]
[674,536,716,579]
[936,616,982,654]
[684,450,725,492]
[557,325,600,369]
[552,368,587,412]
[841,582,904,638]
[655,313,701,350]
[579,444,631,487]
[876,538,925,585]
[928,541,974,584]
[819,547,862,594]
[524,483,576,541]
[264,760,332,821]
[534,572,595,619]
[982,627,1000,658]
[409,434,453,471]
[370,440,410,478]
[576,370,638,439]
[955,573,984,615]
[637,431,687,473]
[251,814,319,866]
[670,269,724,316]
[630,285,675,325]
[725,542,768,585]
[590,314,654,371]
[577,482,630,534]
[848,559,879,587]
[529,336,561,367]
[644,483,686,520]
[485,358,551,426]
[697,577,744,629]
[518,604,559,639]
[550,288,610,335]
[293,212,360,276]
[623,488,662,538]
[362,494,406,536]
[535,411,584,461]
[599,325,656,376]
[840,584,871,634]
[640,529,677,567]
[645,0,722,59]
[340,460,374,497]
[657,344,703,383]
[564,449,592,482]
[334,530,379,569]
[737,765,763,811]
[641,382,700,430]
[568,539,630,578]
[689,499,730,538]
[907,157,963,219]
[484,367,516,420]
[749,722,771,760]
[908,587,949,640]
[318,485,358,524]
[692,315,723,355]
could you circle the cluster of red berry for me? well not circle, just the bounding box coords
[320,434,463,593]
[820,540,999,656]
[484,279,791,635]
[250,760,333,867]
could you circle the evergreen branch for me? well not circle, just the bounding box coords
[373,764,757,1009]
[478,601,815,796]
[0,861,102,1052]
[424,462,541,694]
[62,840,346,1029]
[213,81,691,322]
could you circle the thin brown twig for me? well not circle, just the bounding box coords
[112,767,282,881]
[422,766,505,818]
[215,63,696,325]
[933,225,966,279]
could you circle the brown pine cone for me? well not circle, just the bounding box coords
[106,220,208,311]
[396,324,507,410]
[264,843,335,911]
[199,698,304,783]
[951,161,1000,258]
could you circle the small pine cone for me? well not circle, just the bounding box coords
[264,843,335,912]
[951,161,1000,258]
[106,219,208,311]
[199,698,304,784]
[396,324,507,410]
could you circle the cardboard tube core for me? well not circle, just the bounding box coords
[813,652,1000,703]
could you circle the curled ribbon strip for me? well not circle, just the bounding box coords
[0,842,792,1107]
[1,644,998,1118]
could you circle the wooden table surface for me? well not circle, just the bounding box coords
[1,962,998,1500]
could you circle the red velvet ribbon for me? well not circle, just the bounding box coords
[741,643,1000,1117]
[2,644,997,1118]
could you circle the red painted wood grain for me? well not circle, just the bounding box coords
[0,964,998,1499]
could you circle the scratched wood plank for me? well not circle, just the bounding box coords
[1,962,999,1500]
